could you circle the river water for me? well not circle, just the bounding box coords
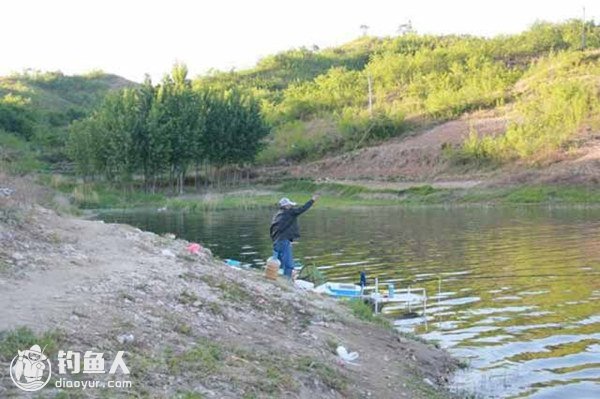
[98,206,600,398]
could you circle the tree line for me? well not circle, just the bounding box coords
[67,64,270,193]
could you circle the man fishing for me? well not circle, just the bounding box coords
[270,195,319,278]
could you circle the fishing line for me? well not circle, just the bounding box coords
[415,272,600,283]
[332,272,600,284]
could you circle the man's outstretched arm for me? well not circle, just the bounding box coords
[292,194,319,216]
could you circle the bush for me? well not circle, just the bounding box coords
[0,95,36,139]
[337,108,406,148]
[71,184,100,208]
[345,299,391,328]
[273,67,366,122]
[257,119,342,163]
[456,51,600,163]
[297,264,326,286]
[0,130,47,174]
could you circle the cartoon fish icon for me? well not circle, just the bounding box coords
[13,350,24,380]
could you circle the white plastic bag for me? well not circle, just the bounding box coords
[336,346,359,365]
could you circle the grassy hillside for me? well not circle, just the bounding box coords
[193,20,600,165]
[454,50,600,164]
[1,20,599,187]
[197,36,380,97]
[0,70,135,172]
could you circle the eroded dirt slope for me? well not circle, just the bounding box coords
[278,114,507,182]
[264,110,600,186]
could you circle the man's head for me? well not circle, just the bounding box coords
[25,345,46,362]
[278,197,296,209]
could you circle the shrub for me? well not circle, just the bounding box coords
[71,184,100,208]
[345,299,391,328]
[297,264,326,286]
[337,108,406,148]
[257,119,342,163]
[456,51,600,163]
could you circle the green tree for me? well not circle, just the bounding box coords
[131,75,156,190]
[0,95,36,139]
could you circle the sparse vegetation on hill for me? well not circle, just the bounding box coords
[198,36,379,96]
[0,70,135,171]
[193,20,600,165]
[456,51,600,163]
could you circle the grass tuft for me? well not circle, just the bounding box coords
[0,327,63,361]
[167,338,224,376]
[295,356,348,392]
[344,299,391,328]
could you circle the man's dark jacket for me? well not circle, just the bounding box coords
[270,200,314,242]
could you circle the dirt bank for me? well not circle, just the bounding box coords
[0,174,457,398]
[261,110,600,187]
[268,112,507,182]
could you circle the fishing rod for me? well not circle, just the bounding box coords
[326,260,600,279]
[416,272,600,282]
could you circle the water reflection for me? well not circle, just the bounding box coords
[98,206,600,398]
